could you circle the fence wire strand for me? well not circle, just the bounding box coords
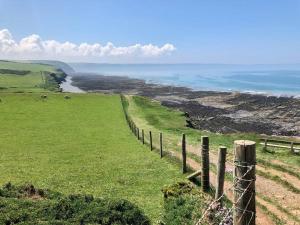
[121,94,256,225]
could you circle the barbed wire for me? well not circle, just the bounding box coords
[195,164,254,225]
[235,192,255,225]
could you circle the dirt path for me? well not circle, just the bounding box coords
[257,164,300,192]
[170,151,275,225]
[257,197,292,225]
[271,159,300,173]
[176,144,300,224]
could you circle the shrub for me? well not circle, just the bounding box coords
[160,182,206,225]
[0,183,150,225]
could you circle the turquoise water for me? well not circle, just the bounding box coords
[70,63,300,96]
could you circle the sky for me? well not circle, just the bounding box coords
[0,0,300,64]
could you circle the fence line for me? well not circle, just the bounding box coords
[120,94,256,225]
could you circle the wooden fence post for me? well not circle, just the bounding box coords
[142,129,145,144]
[182,133,187,173]
[215,146,227,204]
[149,131,153,151]
[234,140,256,225]
[137,127,140,140]
[263,138,267,150]
[201,136,210,192]
[291,142,294,154]
[160,132,163,158]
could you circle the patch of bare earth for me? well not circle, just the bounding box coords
[169,149,274,225]
[177,144,300,224]
[257,164,300,192]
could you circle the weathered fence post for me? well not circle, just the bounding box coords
[291,142,294,154]
[160,132,163,158]
[149,131,153,151]
[137,127,140,140]
[133,124,136,136]
[263,138,267,150]
[201,136,210,192]
[142,129,145,144]
[182,133,187,173]
[215,146,227,204]
[234,140,256,225]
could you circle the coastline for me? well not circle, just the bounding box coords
[140,77,300,99]
[69,73,300,137]
[60,75,85,93]
[69,63,300,97]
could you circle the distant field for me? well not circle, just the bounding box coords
[0,93,184,221]
[0,60,65,92]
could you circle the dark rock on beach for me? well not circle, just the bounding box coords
[70,73,300,136]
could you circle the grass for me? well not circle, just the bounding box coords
[0,93,185,222]
[126,95,300,169]
[0,60,66,92]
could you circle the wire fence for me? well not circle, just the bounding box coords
[120,94,256,225]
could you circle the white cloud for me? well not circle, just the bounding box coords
[0,29,176,62]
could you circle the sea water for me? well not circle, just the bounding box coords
[70,63,300,96]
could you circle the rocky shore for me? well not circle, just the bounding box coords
[71,73,300,136]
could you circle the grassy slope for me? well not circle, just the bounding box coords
[0,93,184,221]
[0,60,64,92]
[127,95,300,168]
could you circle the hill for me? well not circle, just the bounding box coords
[0,60,66,92]
[27,60,75,74]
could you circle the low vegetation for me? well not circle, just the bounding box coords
[0,183,150,225]
[160,182,205,225]
[160,182,233,225]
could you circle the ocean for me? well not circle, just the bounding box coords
[70,63,300,96]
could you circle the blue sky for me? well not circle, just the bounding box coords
[0,0,300,63]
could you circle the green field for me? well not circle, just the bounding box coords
[0,93,184,221]
[0,60,66,92]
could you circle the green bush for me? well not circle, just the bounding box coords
[0,183,150,225]
[160,182,207,225]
